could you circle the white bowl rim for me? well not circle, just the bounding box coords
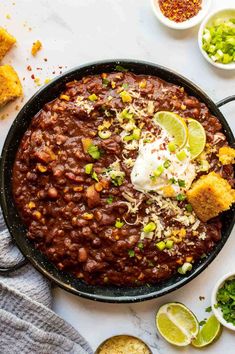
[151,0,212,30]
[198,7,235,70]
[211,271,235,331]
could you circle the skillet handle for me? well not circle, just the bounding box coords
[217,95,235,108]
[0,258,28,274]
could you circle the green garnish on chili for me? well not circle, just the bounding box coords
[87,144,101,159]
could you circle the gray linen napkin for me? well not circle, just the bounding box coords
[0,213,94,354]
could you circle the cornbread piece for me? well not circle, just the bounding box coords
[187,172,235,222]
[31,40,42,56]
[0,65,23,107]
[0,27,16,60]
[219,146,235,165]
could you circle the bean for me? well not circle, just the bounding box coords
[93,237,101,246]
[78,247,88,262]
[184,98,198,108]
[26,172,37,181]
[48,187,58,199]
[82,226,92,236]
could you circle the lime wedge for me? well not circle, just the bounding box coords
[187,118,206,159]
[192,315,222,348]
[154,111,188,149]
[156,303,199,347]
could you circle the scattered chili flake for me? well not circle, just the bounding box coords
[27,65,32,71]
[31,74,35,80]
[159,0,202,23]
[44,58,48,62]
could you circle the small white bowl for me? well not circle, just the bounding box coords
[211,272,235,331]
[198,8,235,70]
[151,0,212,30]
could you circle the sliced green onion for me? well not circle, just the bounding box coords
[88,93,98,101]
[178,179,186,187]
[176,150,187,161]
[120,109,134,120]
[156,241,166,251]
[163,160,171,169]
[132,128,141,140]
[128,249,135,257]
[143,222,156,233]
[92,171,99,182]
[87,144,101,159]
[165,240,174,249]
[176,194,186,201]
[102,78,110,86]
[107,195,114,204]
[185,204,193,212]
[122,83,129,89]
[169,177,177,184]
[178,262,192,274]
[168,141,176,152]
[98,130,112,139]
[153,165,164,178]
[202,19,235,64]
[85,163,93,174]
[115,65,128,72]
[115,218,124,228]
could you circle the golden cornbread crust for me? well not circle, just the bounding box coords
[0,65,23,107]
[31,40,42,56]
[187,172,235,222]
[0,27,16,61]
[219,146,235,165]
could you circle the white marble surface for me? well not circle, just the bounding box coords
[0,0,235,353]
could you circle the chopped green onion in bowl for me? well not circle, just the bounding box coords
[198,9,235,70]
[202,18,235,64]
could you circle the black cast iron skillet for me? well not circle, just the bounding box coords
[0,60,235,303]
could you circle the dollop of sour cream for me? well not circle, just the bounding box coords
[131,132,196,197]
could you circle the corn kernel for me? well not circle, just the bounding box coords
[60,94,70,101]
[31,40,42,56]
[120,90,132,103]
[186,256,193,263]
[139,79,147,89]
[33,211,41,220]
[179,228,186,238]
[138,272,144,280]
[28,201,36,209]
[95,182,103,192]
[81,138,92,152]
[82,213,94,220]
[111,81,116,89]
[176,258,183,265]
[181,104,186,110]
[37,164,47,172]
[44,78,51,84]
[73,186,83,192]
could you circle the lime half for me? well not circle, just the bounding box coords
[156,303,199,347]
[192,315,222,348]
[187,118,206,159]
[154,111,188,149]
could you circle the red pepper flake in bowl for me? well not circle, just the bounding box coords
[159,0,202,23]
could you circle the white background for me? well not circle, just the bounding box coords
[0,0,235,353]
